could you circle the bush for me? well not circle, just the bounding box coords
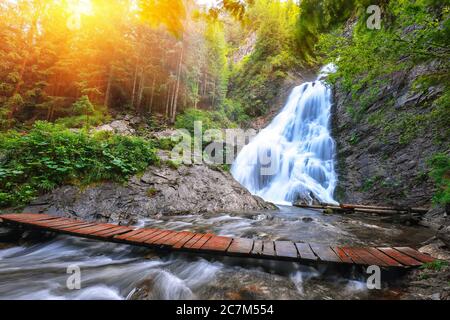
[428,153,450,205]
[175,109,229,135]
[0,121,158,207]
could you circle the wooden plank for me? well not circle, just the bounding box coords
[351,248,389,267]
[115,229,147,240]
[378,247,422,266]
[394,247,435,263]
[341,247,369,265]
[182,234,204,249]
[365,247,403,267]
[54,221,94,230]
[228,238,254,255]
[200,236,232,252]
[310,244,341,263]
[62,223,97,232]
[189,234,214,250]
[1,214,54,222]
[332,247,353,264]
[91,226,134,238]
[128,229,162,242]
[145,230,173,244]
[172,232,197,249]
[251,240,264,255]
[33,218,78,228]
[163,232,191,247]
[262,241,276,257]
[295,243,318,261]
[275,241,298,259]
[153,231,180,245]
[70,224,118,235]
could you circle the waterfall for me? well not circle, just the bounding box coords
[231,65,338,206]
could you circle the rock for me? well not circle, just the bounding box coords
[302,217,313,223]
[420,205,449,231]
[419,240,450,261]
[22,164,277,223]
[93,120,136,136]
[332,59,447,207]
[437,226,450,248]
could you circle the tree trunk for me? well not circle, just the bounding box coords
[137,67,145,113]
[131,64,138,109]
[149,75,156,114]
[171,45,184,123]
[104,65,113,108]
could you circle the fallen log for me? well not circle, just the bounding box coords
[294,202,429,216]
[341,204,429,214]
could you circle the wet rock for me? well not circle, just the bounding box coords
[419,240,450,261]
[401,259,450,300]
[302,217,314,223]
[22,164,277,223]
[93,120,136,136]
[420,205,449,231]
[437,226,450,248]
[332,60,447,207]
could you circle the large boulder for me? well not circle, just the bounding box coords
[22,164,277,224]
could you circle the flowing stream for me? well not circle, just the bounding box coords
[0,207,434,300]
[232,65,338,205]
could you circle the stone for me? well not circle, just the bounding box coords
[22,163,277,224]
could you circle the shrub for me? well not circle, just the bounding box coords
[0,121,158,207]
[428,153,450,205]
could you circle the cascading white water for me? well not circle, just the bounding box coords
[232,65,338,205]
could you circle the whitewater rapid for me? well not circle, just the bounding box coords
[232,66,338,205]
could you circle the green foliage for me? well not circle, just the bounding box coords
[0,122,158,208]
[228,0,300,117]
[428,153,450,205]
[420,260,449,271]
[175,108,234,135]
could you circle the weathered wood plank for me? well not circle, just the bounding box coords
[262,241,276,257]
[228,238,254,255]
[251,240,264,255]
[153,231,180,245]
[70,224,118,235]
[394,247,435,263]
[378,247,422,266]
[351,248,389,267]
[190,234,214,250]
[130,229,162,242]
[182,234,204,249]
[295,243,318,261]
[172,232,197,249]
[310,244,341,263]
[62,223,98,232]
[115,229,147,240]
[365,248,403,267]
[56,222,96,230]
[332,247,353,264]
[92,226,134,238]
[340,247,368,265]
[201,236,233,252]
[275,241,298,259]
[145,230,173,244]
[1,214,55,222]
[163,232,192,247]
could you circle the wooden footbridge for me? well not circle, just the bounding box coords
[0,213,436,269]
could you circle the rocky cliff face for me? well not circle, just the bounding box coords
[332,62,448,207]
[23,164,276,224]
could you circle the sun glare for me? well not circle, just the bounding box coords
[70,0,92,15]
